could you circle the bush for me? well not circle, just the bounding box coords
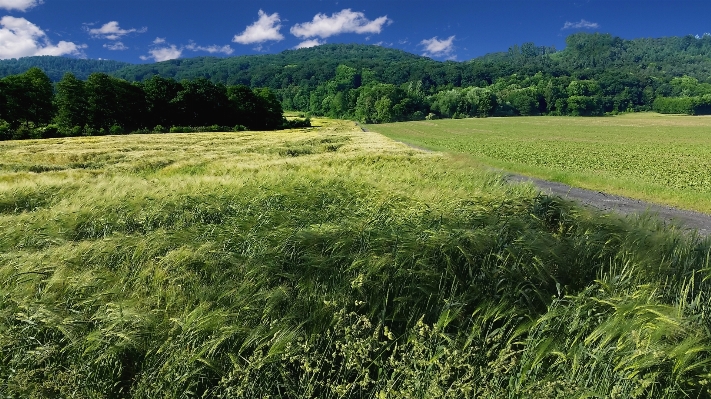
[70,125,83,137]
[12,126,31,140]
[36,124,60,139]
[169,126,194,133]
[0,120,12,140]
[282,117,312,129]
[109,125,124,135]
[153,125,168,133]
[653,96,711,115]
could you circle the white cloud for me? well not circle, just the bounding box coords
[0,16,86,59]
[185,41,233,55]
[562,19,599,30]
[420,35,455,58]
[140,44,181,62]
[233,9,284,45]
[294,39,323,49]
[0,0,41,11]
[290,9,391,39]
[88,21,147,40]
[141,39,233,62]
[103,41,127,51]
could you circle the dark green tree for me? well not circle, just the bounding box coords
[55,72,87,131]
[227,85,260,129]
[86,73,119,132]
[171,78,230,127]
[112,79,147,131]
[1,67,54,130]
[252,87,284,130]
[143,76,182,127]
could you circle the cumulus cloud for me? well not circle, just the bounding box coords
[88,21,147,40]
[290,9,391,39]
[294,39,323,49]
[233,10,284,45]
[103,41,127,51]
[0,0,41,11]
[185,41,233,55]
[0,16,86,59]
[420,35,455,58]
[140,44,181,62]
[141,39,233,62]
[562,19,599,30]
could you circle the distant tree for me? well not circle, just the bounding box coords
[112,79,147,131]
[0,79,7,123]
[567,95,602,116]
[375,97,393,123]
[227,85,260,129]
[1,67,54,129]
[171,78,230,127]
[566,79,602,116]
[86,73,120,132]
[252,87,284,130]
[143,76,182,127]
[85,72,147,132]
[55,72,88,130]
[503,88,539,116]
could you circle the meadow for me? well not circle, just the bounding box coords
[369,113,711,213]
[2,119,711,398]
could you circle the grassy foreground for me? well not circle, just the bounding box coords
[370,113,711,213]
[2,120,711,398]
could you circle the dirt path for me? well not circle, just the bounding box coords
[508,174,711,236]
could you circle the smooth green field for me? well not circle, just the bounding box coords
[2,120,711,398]
[369,113,711,213]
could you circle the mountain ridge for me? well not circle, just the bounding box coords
[1,33,710,89]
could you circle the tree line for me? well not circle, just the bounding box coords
[241,33,711,120]
[0,68,303,141]
[288,64,711,123]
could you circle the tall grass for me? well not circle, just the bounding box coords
[1,119,711,398]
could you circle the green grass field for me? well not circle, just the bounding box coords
[369,113,711,213]
[2,119,711,398]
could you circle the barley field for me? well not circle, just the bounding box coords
[2,119,711,398]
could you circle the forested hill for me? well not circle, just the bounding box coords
[111,44,441,88]
[2,33,711,88]
[0,56,130,81]
[107,33,711,89]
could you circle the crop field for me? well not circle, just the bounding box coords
[2,119,711,398]
[370,113,711,213]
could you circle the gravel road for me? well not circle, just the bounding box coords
[508,174,711,236]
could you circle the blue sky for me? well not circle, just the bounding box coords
[0,0,710,63]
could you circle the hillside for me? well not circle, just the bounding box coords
[2,33,710,88]
[105,33,711,88]
[0,56,130,81]
[111,44,442,88]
